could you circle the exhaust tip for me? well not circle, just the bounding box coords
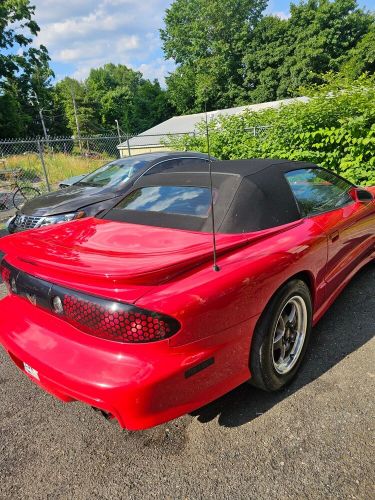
[91,406,114,421]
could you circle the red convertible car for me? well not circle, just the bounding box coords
[0,158,374,430]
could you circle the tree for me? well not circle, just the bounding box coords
[54,77,98,136]
[0,0,53,137]
[0,0,47,81]
[167,74,375,185]
[0,89,27,138]
[86,64,142,133]
[53,65,174,137]
[340,23,375,78]
[243,0,374,102]
[161,0,267,113]
[85,64,173,133]
[241,15,290,103]
[131,79,174,132]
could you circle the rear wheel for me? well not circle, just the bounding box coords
[12,186,40,210]
[250,279,312,391]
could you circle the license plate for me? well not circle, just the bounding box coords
[24,362,39,380]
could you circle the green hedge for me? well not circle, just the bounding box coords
[167,75,375,185]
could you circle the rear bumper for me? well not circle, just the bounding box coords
[0,295,253,430]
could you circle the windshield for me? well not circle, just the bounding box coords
[115,186,214,217]
[77,158,149,188]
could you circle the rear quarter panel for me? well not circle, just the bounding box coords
[137,219,328,347]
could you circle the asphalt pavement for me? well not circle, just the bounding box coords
[0,255,374,499]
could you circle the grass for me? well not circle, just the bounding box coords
[2,153,113,190]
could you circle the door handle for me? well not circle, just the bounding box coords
[329,231,339,242]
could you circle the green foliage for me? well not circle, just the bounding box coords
[166,75,375,185]
[53,65,174,136]
[244,0,374,101]
[161,0,267,113]
[87,64,173,133]
[0,0,54,138]
[340,24,375,78]
[0,2,172,138]
[54,77,98,136]
[163,0,374,111]
[0,86,29,138]
[0,0,47,81]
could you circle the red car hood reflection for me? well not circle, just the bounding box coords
[0,218,259,286]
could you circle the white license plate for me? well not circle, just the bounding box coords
[24,363,39,380]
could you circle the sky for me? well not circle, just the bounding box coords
[31,0,375,85]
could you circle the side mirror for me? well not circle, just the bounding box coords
[350,187,373,203]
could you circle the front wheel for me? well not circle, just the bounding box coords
[12,186,41,210]
[250,279,312,391]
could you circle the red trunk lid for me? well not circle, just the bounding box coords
[0,218,249,291]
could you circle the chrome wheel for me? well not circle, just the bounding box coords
[272,296,308,375]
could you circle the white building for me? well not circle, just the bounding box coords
[117,97,309,157]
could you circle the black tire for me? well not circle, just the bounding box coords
[12,186,40,210]
[250,279,312,391]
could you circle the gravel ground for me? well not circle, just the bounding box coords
[0,258,374,499]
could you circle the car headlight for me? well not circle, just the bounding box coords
[5,216,16,230]
[39,211,86,227]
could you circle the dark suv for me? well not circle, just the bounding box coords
[8,151,213,233]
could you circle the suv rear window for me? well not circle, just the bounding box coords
[115,186,213,217]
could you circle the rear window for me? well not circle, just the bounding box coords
[115,186,213,217]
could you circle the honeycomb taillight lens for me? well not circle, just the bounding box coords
[0,259,180,343]
[51,287,180,344]
[0,261,11,295]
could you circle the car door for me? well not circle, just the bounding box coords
[285,168,375,298]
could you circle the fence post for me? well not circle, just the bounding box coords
[126,133,131,156]
[37,139,51,192]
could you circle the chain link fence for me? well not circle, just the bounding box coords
[0,133,196,223]
[0,135,121,222]
[0,127,267,223]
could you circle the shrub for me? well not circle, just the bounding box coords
[166,74,375,185]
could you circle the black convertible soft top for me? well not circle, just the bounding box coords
[104,158,318,233]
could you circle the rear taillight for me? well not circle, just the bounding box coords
[0,260,11,295]
[51,287,180,344]
[0,260,180,343]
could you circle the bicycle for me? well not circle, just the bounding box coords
[0,168,41,212]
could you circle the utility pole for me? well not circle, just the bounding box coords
[39,109,49,144]
[32,91,49,146]
[37,139,51,192]
[115,119,121,144]
[71,89,82,152]
[115,119,131,156]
